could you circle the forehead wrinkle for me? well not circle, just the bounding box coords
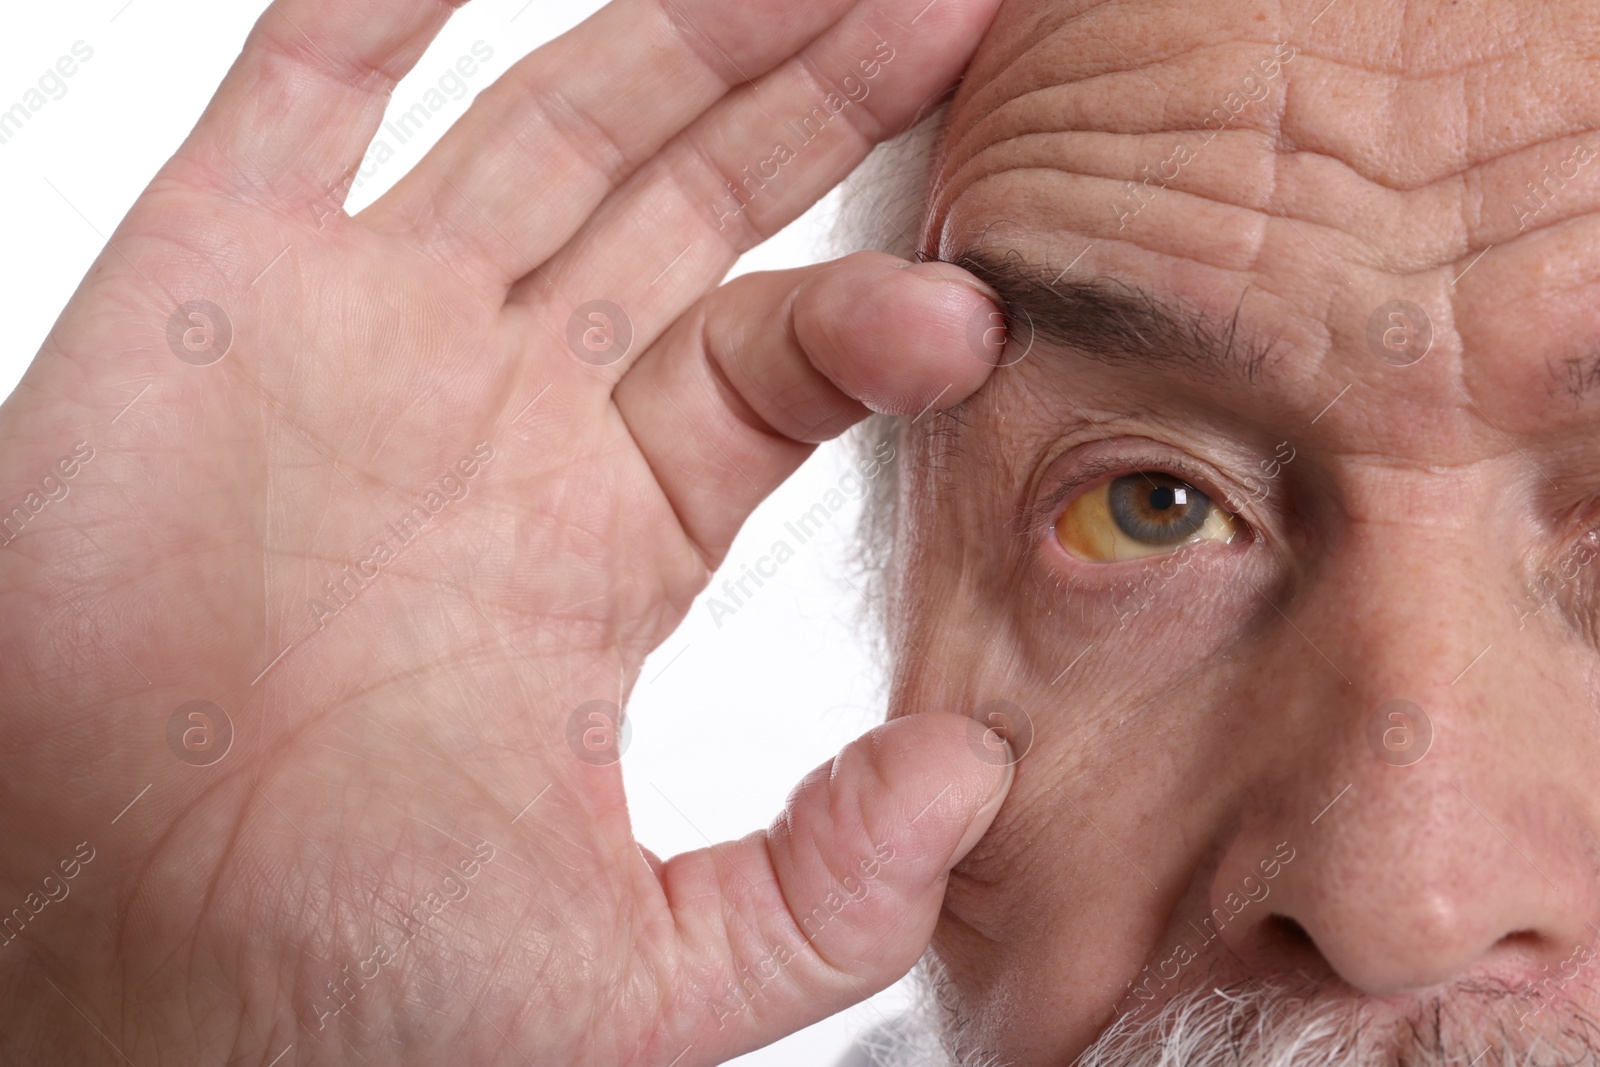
[939,39,1297,197]
[943,120,1600,285]
[1280,47,1595,193]
[928,0,1600,449]
[937,0,1600,270]
[960,48,1600,192]
[939,159,1324,292]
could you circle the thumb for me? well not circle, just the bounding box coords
[653,710,1015,1065]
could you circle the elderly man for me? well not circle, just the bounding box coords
[0,0,1592,1064]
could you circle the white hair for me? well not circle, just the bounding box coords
[851,954,1600,1067]
[829,99,952,654]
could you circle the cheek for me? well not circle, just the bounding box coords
[891,412,1302,1061]
[932,764,1178,1060]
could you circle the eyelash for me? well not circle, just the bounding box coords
[1025,452,1255,549]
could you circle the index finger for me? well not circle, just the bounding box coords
[358,0,922,280]
[176,0,462,206]
[611,251,1005,567]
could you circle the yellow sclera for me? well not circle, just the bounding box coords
[1055,476,1240,562]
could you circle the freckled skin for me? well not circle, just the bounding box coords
[889,1,1600,1062]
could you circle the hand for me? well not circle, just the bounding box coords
[0,0,1012,1062]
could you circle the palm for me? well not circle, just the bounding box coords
[0,2,1008,1064]
[1,143,693,1058]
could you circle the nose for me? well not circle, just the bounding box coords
[1213,776,1592,995]
[1209,518,1600,996]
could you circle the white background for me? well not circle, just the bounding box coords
[0,1,910,1064]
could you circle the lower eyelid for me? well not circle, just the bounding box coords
[1040,524,1241,608]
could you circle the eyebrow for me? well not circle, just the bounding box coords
[949,249,1280,384]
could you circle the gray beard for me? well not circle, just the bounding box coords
[851,957,1600,1067]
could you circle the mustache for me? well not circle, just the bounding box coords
[864,959,1600,1067]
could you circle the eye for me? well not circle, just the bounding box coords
[1055,472,1242,562]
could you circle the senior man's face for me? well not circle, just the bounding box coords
[886,0,1600,1063]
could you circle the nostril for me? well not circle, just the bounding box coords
[1493,929,1548,971]
[1217,909,1335,983]
[1246,913,1332,979]
[1265,914,1314,949]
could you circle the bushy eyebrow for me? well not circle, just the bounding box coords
[949,248,1281,384]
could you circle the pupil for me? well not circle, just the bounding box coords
[1149,487,1176,510]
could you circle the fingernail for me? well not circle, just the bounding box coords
[898,260,1003,305]
[951,750,1015,864]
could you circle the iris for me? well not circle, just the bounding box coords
[1108,474,1212,545]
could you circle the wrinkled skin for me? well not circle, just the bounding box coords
[889,0,1600,1063]
[0,1,1020,1064]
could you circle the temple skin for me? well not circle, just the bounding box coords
[882,0,1600,1062]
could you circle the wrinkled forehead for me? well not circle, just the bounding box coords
[925,0,1600,420]
[936,0,1600,244]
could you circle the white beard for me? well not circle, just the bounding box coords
[853,958,1600,1067]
